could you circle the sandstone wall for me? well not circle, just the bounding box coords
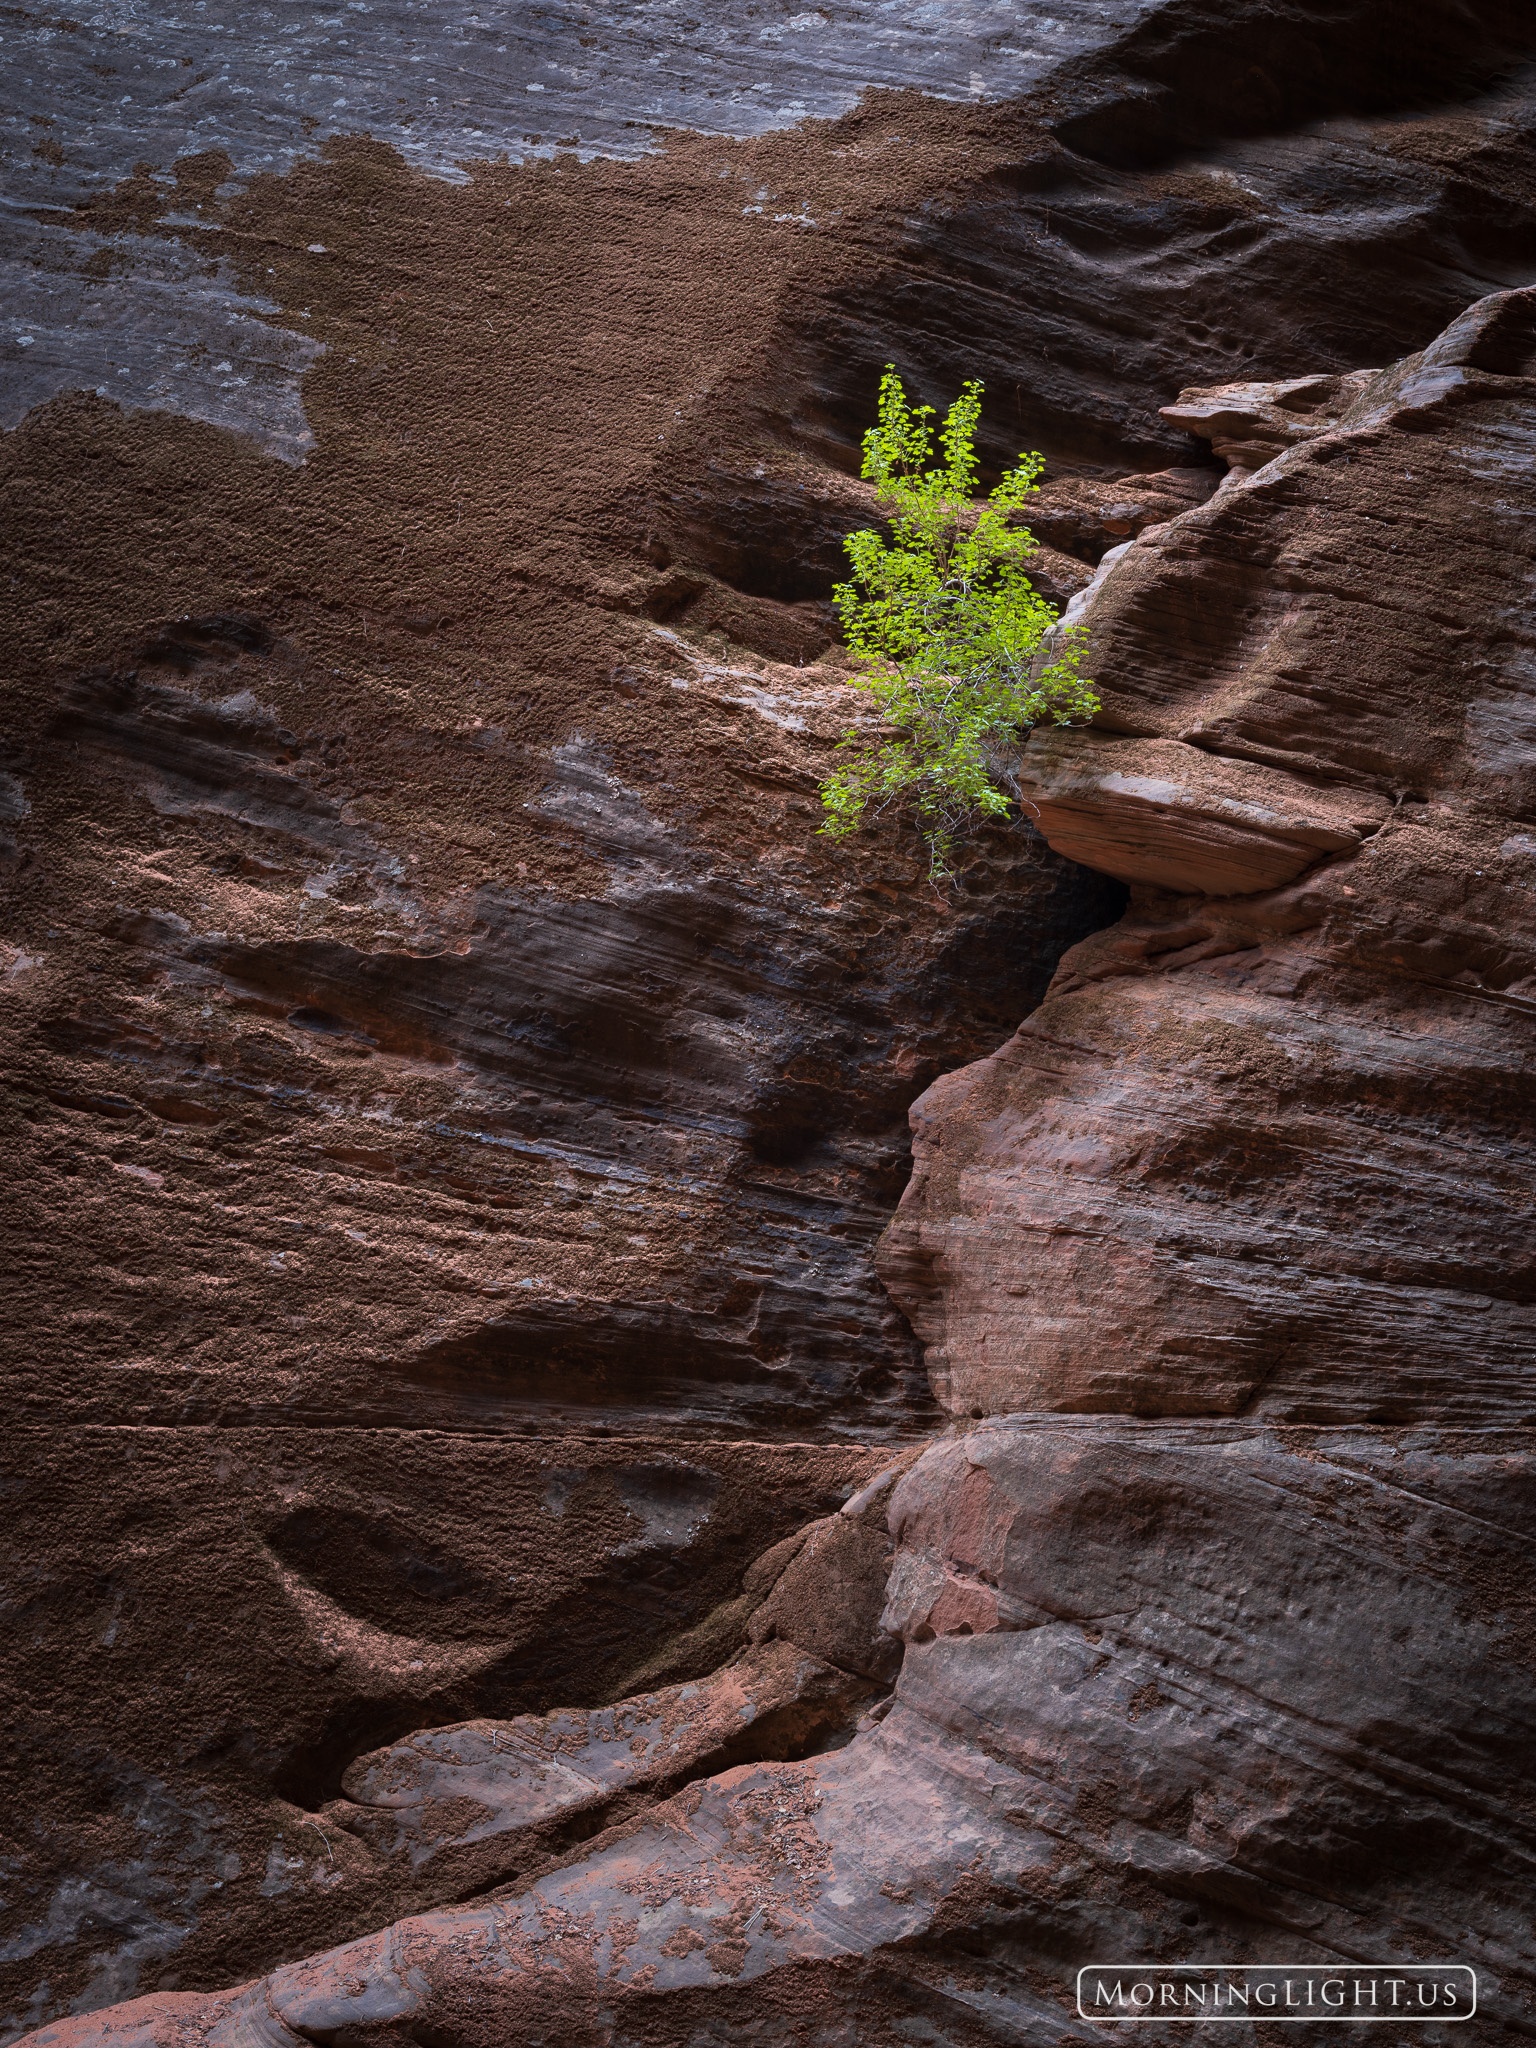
[4,1,1536,2041]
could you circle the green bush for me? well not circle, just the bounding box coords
[819,366,1098,880]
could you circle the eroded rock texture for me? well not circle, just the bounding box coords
[26,1414,1536,2047]
[900,287,1536,1426]
[5,0,1536,2042]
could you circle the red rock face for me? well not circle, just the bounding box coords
[7,5,1536,2044]
[24,290,1536,2045]
[23,1417,1535,2046]
[883,288,1536,1429]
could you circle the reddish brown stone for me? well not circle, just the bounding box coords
[8,5,1536,2042]
[884,290,1536,1430]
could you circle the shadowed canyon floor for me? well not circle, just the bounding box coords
[4,1,1536,2042]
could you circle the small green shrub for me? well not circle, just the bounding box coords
[819,366,1098,880]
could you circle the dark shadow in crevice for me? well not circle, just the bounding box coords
[1047,0,1536,170]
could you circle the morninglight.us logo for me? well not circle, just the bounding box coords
[1075,1964,1477,2023]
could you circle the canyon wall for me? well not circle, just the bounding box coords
[4,1,1536,2043]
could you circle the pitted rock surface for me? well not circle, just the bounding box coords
[21,1419,1536,2046]
[6,1,1536,2043]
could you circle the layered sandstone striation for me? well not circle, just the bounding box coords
[21,278,1536,2048]
[891,287,1536,1428]
[27,1411,1535,2046]
[5,1,1536,2043]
